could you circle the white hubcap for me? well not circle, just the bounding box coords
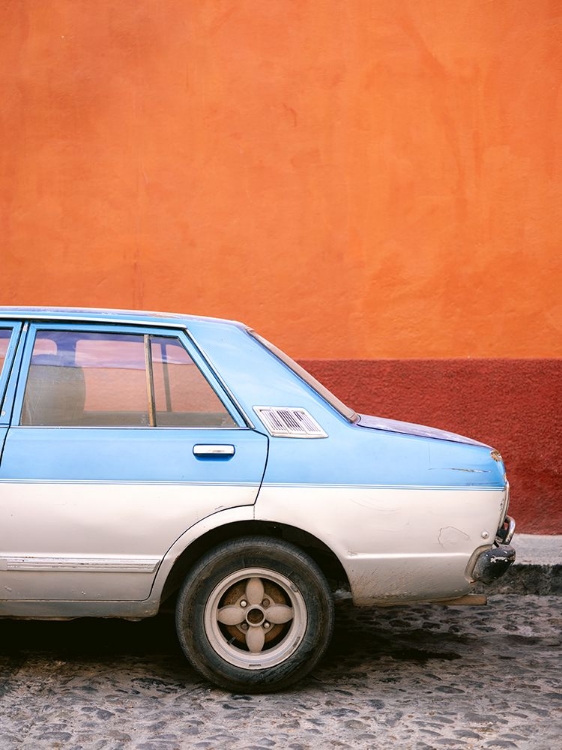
[204,568,308,670]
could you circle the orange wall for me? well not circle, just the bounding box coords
[1,1,561,359]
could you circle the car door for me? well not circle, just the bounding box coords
[0,322,268,602]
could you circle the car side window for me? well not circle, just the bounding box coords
[150,336,235,426]
[21,330,237,428]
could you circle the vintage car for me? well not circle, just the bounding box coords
[0,307,515,691]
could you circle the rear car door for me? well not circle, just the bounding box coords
[0,322,268,602]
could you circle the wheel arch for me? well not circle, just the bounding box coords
[157,520,350,608]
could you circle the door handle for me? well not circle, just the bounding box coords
[193,444,235,457]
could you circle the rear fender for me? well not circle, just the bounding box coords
[150,505,256,602]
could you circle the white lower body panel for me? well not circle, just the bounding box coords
[256,484,506,604]
[0,481,258,602]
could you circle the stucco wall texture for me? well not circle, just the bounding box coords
[1,2,561,531]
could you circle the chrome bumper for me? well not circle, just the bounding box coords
[496,515,516,545]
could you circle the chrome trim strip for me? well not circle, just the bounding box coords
[0,478,500,490]
[261,482,505,491]
[0,312,187,329]
[0,478,259,487]
[2,556,161,573]
[348,552,468,560]
[0,307,241,327]
[11,425,248,431]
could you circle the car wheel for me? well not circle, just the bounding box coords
[175,536,335,693]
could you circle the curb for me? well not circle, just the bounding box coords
[477,564,562,595]
[476,534,562,595]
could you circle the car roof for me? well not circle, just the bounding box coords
[0,306,247,330]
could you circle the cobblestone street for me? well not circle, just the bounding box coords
[1,595,561,749]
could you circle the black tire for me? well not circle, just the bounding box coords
[175,536,335,693]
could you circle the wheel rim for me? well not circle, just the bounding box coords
[204,567,308,670]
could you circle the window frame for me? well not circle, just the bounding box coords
[14,323,245,430]
[0,323,23,425]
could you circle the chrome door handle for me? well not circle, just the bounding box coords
[193,444,235,457]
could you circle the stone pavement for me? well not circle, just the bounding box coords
[0,533,560,750]
[1,592,561,750]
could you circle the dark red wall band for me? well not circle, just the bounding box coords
[300,359,562,535]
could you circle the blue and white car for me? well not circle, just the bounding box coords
[0,308,515,692]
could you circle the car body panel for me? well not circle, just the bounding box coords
[0,428,267,601]
[0,504,257,619]
[185,320,340,432]
[255,484,506,603]
[0,307,513,617]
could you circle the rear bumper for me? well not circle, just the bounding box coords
[496,514,516,545]
[472,544,516,584]
[470,514,516,585]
